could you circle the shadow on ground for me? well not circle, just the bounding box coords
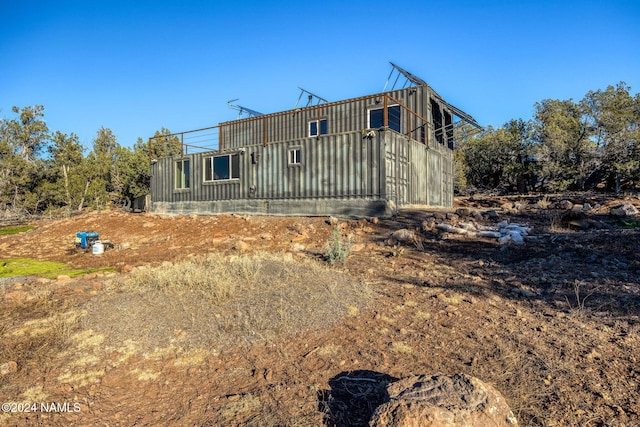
[319,370,398,427]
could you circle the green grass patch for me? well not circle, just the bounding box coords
[618,219,640,229]
[0,226,34,235]
[0,258,109,279]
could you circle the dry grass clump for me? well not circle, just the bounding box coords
[0,287,78,391]
[83,253,373,356]
[120,253,259,303]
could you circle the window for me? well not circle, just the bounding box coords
[444,110,454,149]
[204,153,240,181]
[289,147,302,165]
[368,105,401,132]
[309,118,327,137]
[175,159,190,189]
[431,98,444,144]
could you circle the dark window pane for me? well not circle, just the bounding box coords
[370,106,401,132]
[370,108,384,128]
[205,157,213,181]
[388,105,401,132]
[183,160,190,188]
[320,119,327,135]
[213,156,230,180]
[231,154,240,179]
[310,121,318,136]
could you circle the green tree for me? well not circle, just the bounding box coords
[147,127,183,159]
[459,120,535,192]
[85,127,120,209]
[582,82,640,192]
[532,98,596,191]
[114,141,149,202]
[113,129,182,206]
[46,131,88,211]
[0,105,49,213]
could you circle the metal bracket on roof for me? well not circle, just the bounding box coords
[384,62,482,130]
[227,99,264,119]
[384,62,428,91]
[294,87,329,109]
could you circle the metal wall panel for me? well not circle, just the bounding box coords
[219,86,435,149]
[151,131,387,205]
[150,84,456,214]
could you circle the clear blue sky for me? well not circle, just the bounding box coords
[2,0,639,150]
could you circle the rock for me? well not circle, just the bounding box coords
[435,223,469,235]
[565,220,591,230]
[0,361,18,376]
[583,203,592,211]
[351,243,366,252]
[290,243,305,252]
[391,229,415,242]
[327,216,340,226]
[455,207,471,217]
[484,210,499,219]
[421,218,436,232]
[232,241,249,252]
[369,217,380,225]
[558,200,574,210]
[497,234,512,245]
[571,204,585,213]
[445,213,459,221]
[610,203,638,217]
[477,230,502,239]
[370,374,518,427]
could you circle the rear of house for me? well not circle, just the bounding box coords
[149,73,478,217]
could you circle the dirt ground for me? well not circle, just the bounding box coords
[1,194,639,426]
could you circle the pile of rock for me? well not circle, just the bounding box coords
[609,203,638,218]
[432,220,532,245]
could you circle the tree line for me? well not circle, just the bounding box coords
[0,105,180,217]
[455,82,639,194]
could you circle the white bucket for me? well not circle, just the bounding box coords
[92,241,105,255]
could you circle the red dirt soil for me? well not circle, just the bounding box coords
[1,195,639,426]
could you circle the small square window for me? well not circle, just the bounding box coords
[309,118,327,137]
[289,148,302,165]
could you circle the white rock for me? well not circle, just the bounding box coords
[477,230,502,239]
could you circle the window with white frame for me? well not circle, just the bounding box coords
[175,158,190,189]
[289,147,302,165]
[368,105,401,132]
[204,153,240,181]
[308,118,327,137]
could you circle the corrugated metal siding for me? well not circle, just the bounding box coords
[254,133,385,200]
[151,131,387,204]
[219,86,434,149]
[150,84,457,212]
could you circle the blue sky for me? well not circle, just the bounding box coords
[1,0,639,150]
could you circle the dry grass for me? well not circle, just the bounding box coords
[535,196,551,209]
[82,253,373,358]
[0,287,78,389]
